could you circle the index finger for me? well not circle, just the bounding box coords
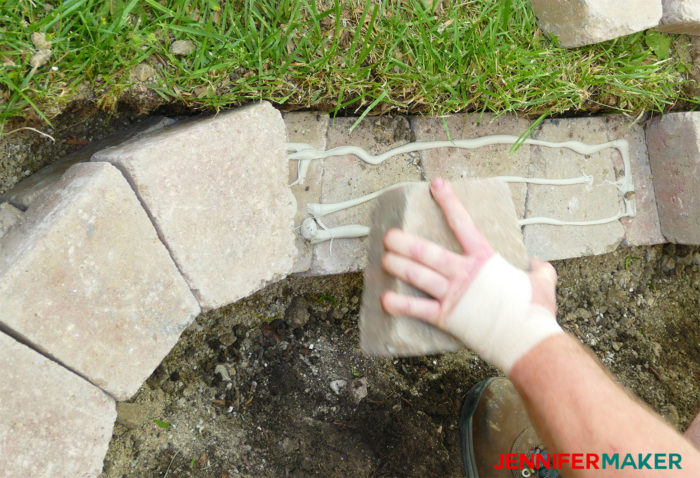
[429,178,492,255]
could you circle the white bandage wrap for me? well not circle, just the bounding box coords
[446,254,563,373]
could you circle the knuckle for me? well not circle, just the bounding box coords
[404,297,417,315]
[409,240,427,261]
[404,266,417,283]
[384,228,400,247]
[381,253,392,271]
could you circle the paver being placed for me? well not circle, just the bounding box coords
[285,112,329,273]
[657,0,700,35]
[361,179,529,357]
[410,113,532,219]
[646,112,700,244]
[93,102,297,310]
[309,116,422,275]
[525,118,625,261]
[0,202,21,238]
[0,332,116,478]
[0,116,174,210]
[0,162,200,400]
[605,116,664,246]
[529,0,662,47]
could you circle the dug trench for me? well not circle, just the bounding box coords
[99,247,699,477]
[1,108,698,477]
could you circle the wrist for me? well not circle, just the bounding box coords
[446,254,563,373]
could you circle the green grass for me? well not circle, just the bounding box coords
[0,0,695,130]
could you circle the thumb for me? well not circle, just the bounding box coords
[528,257,557,315]
[529,257,557,285]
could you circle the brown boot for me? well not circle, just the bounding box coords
[460,377,560,478]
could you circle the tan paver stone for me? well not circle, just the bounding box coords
[525,118,625,261]
[0,162,200,400]
[361,179,529,356]
[285,112,329,273]
[657,0,700,35]
[646,112,700,244]
[0,202,21,238]
[93,103,297,309]
[309,116,422,275]
[410,113,531,219]
[605,116,664,246]
[0,117,174,210]
[530,0,662,47]
[0,332,116,478]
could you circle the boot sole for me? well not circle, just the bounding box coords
[459,377,497,478]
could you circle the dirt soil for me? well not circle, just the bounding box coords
[1,107,698,478]
[95,244,699,478]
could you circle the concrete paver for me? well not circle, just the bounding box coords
[529,0,662,47]
[361,179,528,356]
[605,116,664,246]
[309,116,422,275]
[646,112,700,244]
[410,113,531,219]
[93,103,297,309]
[525,118,625,261]
[657,0,700,35]
[1,117,174,210]
[285,112,329,273]
[0,162,200,400]
[0,332,116,478]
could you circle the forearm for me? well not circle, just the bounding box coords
[510,334,700,477]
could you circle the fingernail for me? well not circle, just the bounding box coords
[431,177,444,189]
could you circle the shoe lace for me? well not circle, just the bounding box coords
[518,447,561,478]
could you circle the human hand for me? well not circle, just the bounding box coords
[380,178,562,372]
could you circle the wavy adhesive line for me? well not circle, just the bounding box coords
[289,135,635,244]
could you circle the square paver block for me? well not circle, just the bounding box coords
[309,116,422,275]
[605,116,664,246]
[285,112,329,273]
[93,102,297,309]
[647,112,700,244]
[0,116,174,210]
[410,113,532,219]
[0,162,200,400]
[525,118,625,261]
[361,178,529,356]
[529,0,662,47]
[0,332,116,478]
[657,0,700,35]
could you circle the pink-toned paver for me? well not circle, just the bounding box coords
[410,113,532,219]
[285,112,329,273]
[0,332,116,478]
[646,112,700,244]
[525,118,625,261]
[0,162,200,400]
[310,116,422,275]
[605,116,664,246]
[93,103,297,309]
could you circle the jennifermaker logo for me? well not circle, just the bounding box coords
[495,452,683,470]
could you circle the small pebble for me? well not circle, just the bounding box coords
[350,377,368,404]
[219,333,237,347]
[285,297,310,328]
[215,364,231,382]
[329,379,347,395]
[170,39,196,56]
